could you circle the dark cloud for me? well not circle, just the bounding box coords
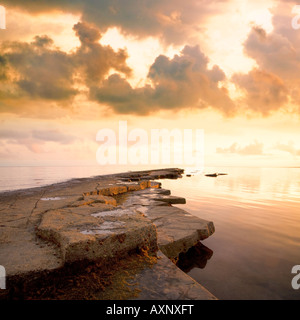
[72,22,131,85]
[0,55,8,81]
[1,0,82,14]
[92,45,236,115]
[0,37,77,101]
[73,21,102,45]
[1,22,235,117]
[33,35,54,48]
[217,141,264,155]
[4,0,229,45]
[0,21,131,112]
[91,74,152,115]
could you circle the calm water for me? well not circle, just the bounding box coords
[0,165,160,192]
[162,167,300,300]
[0,165,299,300]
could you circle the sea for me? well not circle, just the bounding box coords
[0,165,299,300]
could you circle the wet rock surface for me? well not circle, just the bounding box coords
[0,168,216,300]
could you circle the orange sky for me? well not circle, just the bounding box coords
[0,0,300,168]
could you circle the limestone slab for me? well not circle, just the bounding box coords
[140,206,215,259]
[0,168,216,300]
[141,194,186,204]
[0,227,63,276]
[37,208,158,264]
[134,188,171,195]
[131,251,217,300]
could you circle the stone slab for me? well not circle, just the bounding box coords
[139,206,215,259]
[0,168,216,300]
[131,251,217,300]
[0,227,63,276]
[37,207,157,264]
[141,194,186,204]
[134,188,171,196]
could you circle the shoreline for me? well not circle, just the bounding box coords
[0,167,186,196]
[0,168,216,300]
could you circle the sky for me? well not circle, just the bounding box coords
[0,0,300,168]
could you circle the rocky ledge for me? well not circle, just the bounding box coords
[0,168,216,300]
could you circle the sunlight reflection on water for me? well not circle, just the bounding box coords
[161,167,300,300]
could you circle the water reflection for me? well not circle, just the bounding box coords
[176,242,213,273]
[161,167,300,300]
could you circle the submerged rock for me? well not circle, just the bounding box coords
[205,173,228,177]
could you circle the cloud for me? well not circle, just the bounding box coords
[217,141,264,155]
[92,45,236,115]
[1,25,235,117]
[274,142,300,156]
[0,128,76,144]
[0,128,77,153]
[5,2,300,118]
[0,36,77,101]
[232,1,300,114]
[0,21,131,114]
[0,129,30,140]
[32,129,76,144]
[232,68,288,115]
[72,22,131,85]
[4,0,229,46]
[244,25,300,83]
